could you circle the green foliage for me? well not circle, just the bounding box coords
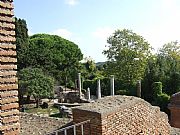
[103,29,152,84]
[83,78,136,96]
[142,41,179,103]
[81,57,100,80]
[152,82,162,96]
[158,41,180,95]
[83,80,97,95]
[152,82,170,111]
[155,93,170,111]
[15,17,29,70]
[115,90,130,95]
[21,34,83,85]
[18,68,54,107]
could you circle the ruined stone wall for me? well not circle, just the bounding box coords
[0,0,19,134]
[168,92,180,128]
[73,95,170,135]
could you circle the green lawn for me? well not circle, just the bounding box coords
[25,106,60,117]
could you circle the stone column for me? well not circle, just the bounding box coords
[137,80,141,97]
[97,79,101,99]
[110,75,115,96]
[78,73,82,99]
[86,87,91,100]
[0,0,20,134]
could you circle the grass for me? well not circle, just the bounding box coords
[25,106,60,116]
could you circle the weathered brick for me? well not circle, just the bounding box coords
[0,22,15,29]
[0,29,15,36]
[72,95,170,135]
[0,36,16,42]
[0,71,17,77]
[0,8,14,16]
[168,92,180,128]
[0,1,14,9]
[0,97,18,104]
[0,90,18,98]
[0,123,20,131]
[0,0,19,134]
[0,50,16,56]
[0,103,19,110]
[0,77,18,83]
[0,16,14,23]
[0,64,17,70]
[0,57,17,63]
[3,128,20,135]
[0,84,18,91]
[0,110,19,117]
[2,116,19,124]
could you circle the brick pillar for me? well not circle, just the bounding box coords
[168,92,180,128]
[0,0,20,135]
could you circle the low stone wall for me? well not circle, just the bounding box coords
[72,95,170,135]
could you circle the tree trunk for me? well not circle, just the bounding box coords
[26,95,31,103]
[33,95,40,108]
[36,98,40,108]
[19,93,23,105]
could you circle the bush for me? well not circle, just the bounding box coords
[83,80,96,95]
[155,93,170,111]
[152,82,162,96]
[18,68,54,107]
[152,82,170,111]
[116,90,130,95]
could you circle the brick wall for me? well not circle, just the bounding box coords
[0,0,20,134]
[73,95,170,135]
[168,92,180,128]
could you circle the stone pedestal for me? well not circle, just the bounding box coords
[168,92,180,128]
[86,88,91,100]
[110,75,114,96]
[97,79,101,99]
[136,80,141,97]
[78,73,82,99]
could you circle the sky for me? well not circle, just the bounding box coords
[14,0,180,62]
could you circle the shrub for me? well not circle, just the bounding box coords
[152,82,170,111]
[152,82,162,96]
[18,68,54,107]
[116,90,130,95]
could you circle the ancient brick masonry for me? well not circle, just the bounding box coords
[168,92,180,128]
[0,0,20,135]
[73,95,170,135]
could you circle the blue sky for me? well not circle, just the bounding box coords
[14,0,180,62]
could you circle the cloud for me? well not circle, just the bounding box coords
[65,0,79,6]
[51,28,72,39]
[50,28,82,46]
[28,30,34,36]
[92,27,114,41]
[139,0,180,50]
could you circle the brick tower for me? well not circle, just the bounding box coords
[0,0,20,134]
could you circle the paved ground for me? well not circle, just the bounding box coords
[20,112,180,135]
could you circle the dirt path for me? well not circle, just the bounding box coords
[20,113,72,135]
